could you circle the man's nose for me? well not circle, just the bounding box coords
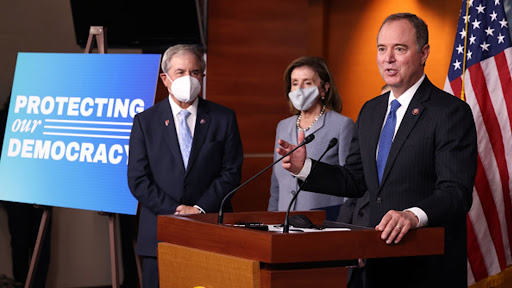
[384,50,395,62]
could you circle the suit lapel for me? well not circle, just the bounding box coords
[158,100,186,171]
[294,108,325,146]
[289,115,299,145]
[379,78,431,188]
[368,96,389,189]
[306,110,325,137]
[186,98,210,173]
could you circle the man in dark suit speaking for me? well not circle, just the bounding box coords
[128,44,243,288]
[277,13,477,288]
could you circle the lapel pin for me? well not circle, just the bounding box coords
[165,120,169,126]
[412,108,419,115]
[200,118,206,124]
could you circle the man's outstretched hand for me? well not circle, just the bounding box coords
[277,130,307,175]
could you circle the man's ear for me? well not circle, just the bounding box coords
[421,44,430,66]
[160,73,169,86]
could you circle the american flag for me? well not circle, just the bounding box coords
[444,0,512,285]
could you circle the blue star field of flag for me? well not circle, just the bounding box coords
[448,0,511,81]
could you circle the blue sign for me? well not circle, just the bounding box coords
[0,53,161,215]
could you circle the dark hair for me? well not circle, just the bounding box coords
[283,56,342,114]
[379,13,429,52]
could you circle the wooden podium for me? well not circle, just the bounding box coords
[157,211,444,288]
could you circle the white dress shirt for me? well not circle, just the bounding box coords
[168,96,205,214]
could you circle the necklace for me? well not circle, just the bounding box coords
[296,105,326,132]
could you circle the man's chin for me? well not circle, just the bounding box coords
[383,79,399,87]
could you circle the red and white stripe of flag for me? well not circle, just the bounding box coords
[444,47,512,285]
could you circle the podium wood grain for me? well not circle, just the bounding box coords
[158,242,260,288]
[157,211,444,287]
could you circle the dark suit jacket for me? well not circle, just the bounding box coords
[337,193,369,227]
[127,97,243,257]
[303,77,477,288]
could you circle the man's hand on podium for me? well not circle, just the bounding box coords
[375,210,419,244]
[174,205,201,215]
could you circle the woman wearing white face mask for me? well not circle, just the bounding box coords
[268,56,354,220]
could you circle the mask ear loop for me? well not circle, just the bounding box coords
[165,73,174,84]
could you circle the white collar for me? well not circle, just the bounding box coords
[168,96,198,118]
[388,74,425,108]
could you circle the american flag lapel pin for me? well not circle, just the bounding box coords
[165,120,169,126]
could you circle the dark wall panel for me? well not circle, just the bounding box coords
[206,0,310,154]
[206,0,313,211]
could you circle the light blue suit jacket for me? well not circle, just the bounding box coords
[268,110,354,212]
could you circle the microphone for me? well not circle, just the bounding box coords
[282,138,338,233]
[217,134,315,224]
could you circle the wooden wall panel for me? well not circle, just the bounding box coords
[231,157,273,212]
[206,0,311,154]
[206,0,318,212]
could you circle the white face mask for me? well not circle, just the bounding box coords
[166,74,201,103]
[288,86,319,111]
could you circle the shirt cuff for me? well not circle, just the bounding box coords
[193,205,205,214]
[405,207,428,228]
[292,158,312,181]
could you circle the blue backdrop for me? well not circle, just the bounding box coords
[0,53,161,215]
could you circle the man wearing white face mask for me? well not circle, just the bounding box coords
[268,56,354,219]
[128,44,243,288]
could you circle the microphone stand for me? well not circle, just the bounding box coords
[217,134,315,224]
[282,138,337,233]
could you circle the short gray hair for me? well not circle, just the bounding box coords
[161,44,205,74]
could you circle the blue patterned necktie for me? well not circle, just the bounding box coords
[178,110,193,169]
[376,99,401,184]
